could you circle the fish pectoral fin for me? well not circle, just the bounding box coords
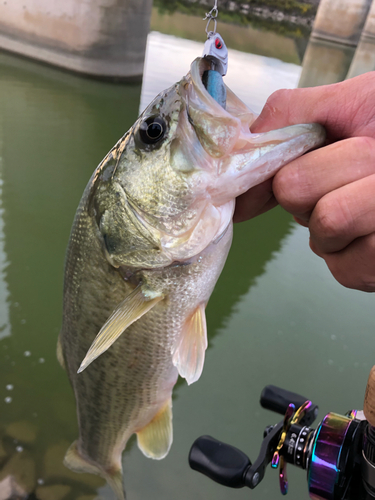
[56,333,66,370]
[64,441,125,500]
[172,304,207,385]
[136,399,173,460]
[78,284,164,373]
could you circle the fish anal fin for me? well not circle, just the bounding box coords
[78,284,164,373]
[56,333,66,370]
[172,304,207,385]
[64,441,125,500]
[136,399,173,460]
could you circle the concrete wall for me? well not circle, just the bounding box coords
[0,0,153,80]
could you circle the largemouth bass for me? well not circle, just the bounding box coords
[58,56,325,499]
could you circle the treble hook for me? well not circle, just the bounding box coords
[203,0,219,35]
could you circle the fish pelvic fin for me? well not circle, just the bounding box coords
[78,283,164,373]
[172,304,207,385]
[56,333,66,370]
[64,440,126,500]
[136,398,173,460]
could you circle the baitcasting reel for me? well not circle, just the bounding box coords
[189,367,375,500]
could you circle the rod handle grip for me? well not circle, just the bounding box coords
[364,366,375,427]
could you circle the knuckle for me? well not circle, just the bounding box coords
[358,281,375,293]
[325,233,375,292]
[324,257,355,290]
[274,163,310,213]
[264,89,291,110]
[331,268,375,292]
[311,196,349,241]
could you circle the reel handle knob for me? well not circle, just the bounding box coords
[364,365,375,427]
[260,386,319,426]
[189,435,251,488]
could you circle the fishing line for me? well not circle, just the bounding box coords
[201,0,228,79]
[203,0,219,36]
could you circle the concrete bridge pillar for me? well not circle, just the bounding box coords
[346,1,375,78]
[299,0,375,86]
[0,0,153,81]
[298,39,355,87]
[312,0,372,46]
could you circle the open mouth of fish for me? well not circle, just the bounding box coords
[182,56,325,207]
[199,56,227,109]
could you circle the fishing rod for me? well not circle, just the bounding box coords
[189,366,375,500]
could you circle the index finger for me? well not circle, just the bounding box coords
[251,72,375,141]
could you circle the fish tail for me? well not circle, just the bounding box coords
[106,470,126,500]
[64,440,126,500]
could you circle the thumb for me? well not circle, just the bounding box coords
[250,72,375,140]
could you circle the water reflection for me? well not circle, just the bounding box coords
[142,32,301,114]
[0,50,142,497]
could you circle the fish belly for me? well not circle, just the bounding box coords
[62,214,233,475]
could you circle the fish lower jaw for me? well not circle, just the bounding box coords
[160,222,233,270]
[160,200,234,263]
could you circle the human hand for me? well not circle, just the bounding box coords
[234,72,375,292]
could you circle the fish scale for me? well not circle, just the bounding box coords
[63,224,232,467]
[59,56,325,498]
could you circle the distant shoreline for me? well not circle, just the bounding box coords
[154,0,320,36]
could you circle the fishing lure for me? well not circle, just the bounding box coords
[202,1,228,108]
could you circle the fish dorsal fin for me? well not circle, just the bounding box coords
[136,399,173,460]
[172,304,207,385]
[78,284,163,373]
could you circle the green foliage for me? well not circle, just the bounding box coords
[153,0,314,39]
[154,0,316,17]
[239,0,314,15]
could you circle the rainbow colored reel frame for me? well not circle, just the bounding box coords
[189,386,371,500]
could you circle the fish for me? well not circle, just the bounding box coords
[58,55,325,499]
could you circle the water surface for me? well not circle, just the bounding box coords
[0,17,374,500]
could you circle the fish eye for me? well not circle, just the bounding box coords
[139,116,166,144]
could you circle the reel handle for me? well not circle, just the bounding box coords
[260,385,319,426]
[189,435,251,488]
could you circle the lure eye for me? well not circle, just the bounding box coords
[215,38,222,49]
[139,116,166,144]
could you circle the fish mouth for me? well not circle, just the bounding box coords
[200,57,227,109]
[182,57,258,159]
[184,55,260,130]
[186,57,230,116]
[182,57,326,203]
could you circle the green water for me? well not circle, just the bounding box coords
[0,23,374,500]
